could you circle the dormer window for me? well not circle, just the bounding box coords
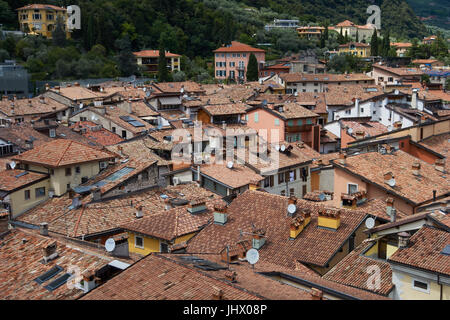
[49,129,56,138]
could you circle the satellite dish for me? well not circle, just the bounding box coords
[275,145,280,151]
[9,161,16,169]
[387,125,393,132]
[319,193,326,201]
[387,179,396,187]
[280,145,286,152]
[105,238,116,252]
[348,128,353,134]
[180,87,185,93]
[227,161,234,169]
[287,204,297,215]
[246,248,260,265]
[365,217,375,229]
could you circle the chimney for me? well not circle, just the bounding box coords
[135,205,143,218]
[74,82,80,87]
[82,269,97,292]
[39,96,45,104]
[393,121,402,129]
[126,100,132,114]
[213,203,228,225]
[385,197,395,221]
[54,86,60,93]
[224,270,237,283]
[13,94,17,101]
[40,222,49,236]
[398,232,410,249]
[290,215,305,240]
[411,89,418,109]
[338,152,347,165]
[2,95,8,101]
[412,162,420,176]
[45,83,50,91]
[384,172,394,183]
[252,228,266,250]
[355,130,365,139]
[42,241,58,263]
[212,287,224,300]
[91,187,101,201]
[71,194,81,209]
[187,199,207,214]
[318,208,341,230]
[434,159,445,173]
[28,99,32,107]
[310,288,324,300]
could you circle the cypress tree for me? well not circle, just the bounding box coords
[355,29,359,43]
[158,47,169,82]
[52,15,66,47]
[370,28,378,56]
[246,53,258,82]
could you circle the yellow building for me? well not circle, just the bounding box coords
[122,201,223,256]
[0,169,50,218]
[16,4,70,39]
[338,42,371,58]
[12,139,115,197]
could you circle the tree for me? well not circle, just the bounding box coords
[246,53,259,82]
[172,71,187,82]
[381,30,391,57]
[157,46,169,82]
[355,29,359,43]
[0,49,9,63]
[370,29,378,56]
[115,36,138,77]
[52,15,66,47]
[84,14,95,51]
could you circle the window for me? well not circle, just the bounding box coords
[360,108,364,113]
[81,177,88,184]
[306,119,312,124]
[243,53,246,57]
[297,119,303,126]
[275,119,280,126]
[288,120,293,127]
[289,188,295,196]
[24,190,30,200]
[50,169,54,175]
[254,112,259,123]
[345,109,351,115]
[280,190,286,196]
[348,183,358,194]
[122,130,127,139]
[278,172,285,184]
[160,242,169,253]
[135,236,144,249]
[66,184,70,192]
[35,187,45,198]
[388,77,393,82]
[75,166,81,174]
[65,168,71,176]
[412,279,429,293]
[49,129,56,138]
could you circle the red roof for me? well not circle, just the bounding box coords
[214,41,265,53]
[133,50,181,58]
[16,4,65,11]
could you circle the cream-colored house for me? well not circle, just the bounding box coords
[13,139,116,197]
[0,169,50,217]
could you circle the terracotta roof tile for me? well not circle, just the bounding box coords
[81,253,259,300]
[333,151,449,205]
[323,241,393,296]
[187,190,368,269]
[0,96,67,117]
[70,121,124,146]
[133,50,181,58]
[214,41,265,53]
[0,169,48,192]
[200,162,264,189]
[388,226,450,276]
[13,139,115,168]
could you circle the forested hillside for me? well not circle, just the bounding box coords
[406,0,449,30]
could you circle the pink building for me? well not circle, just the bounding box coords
[213,41,265,83]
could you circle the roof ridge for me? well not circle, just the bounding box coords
[55,139,73,166]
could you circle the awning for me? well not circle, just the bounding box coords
[159,96,181,105]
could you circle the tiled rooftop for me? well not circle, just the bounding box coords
[388,225,450,276]
[0,229,112,300]
[0,169,48,192]
[0,96,67,117]
[187,190,369,269]
[70,121,124,146]
[81,253,259,300]
[323,240,394,296]
[332,150,449,205]
[200,162,264,189]
[13,139,115,168]
[202,103,248,116]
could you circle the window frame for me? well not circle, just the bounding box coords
[135,236,144,249]
[35,187,45,198]
[411,278,430,294]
